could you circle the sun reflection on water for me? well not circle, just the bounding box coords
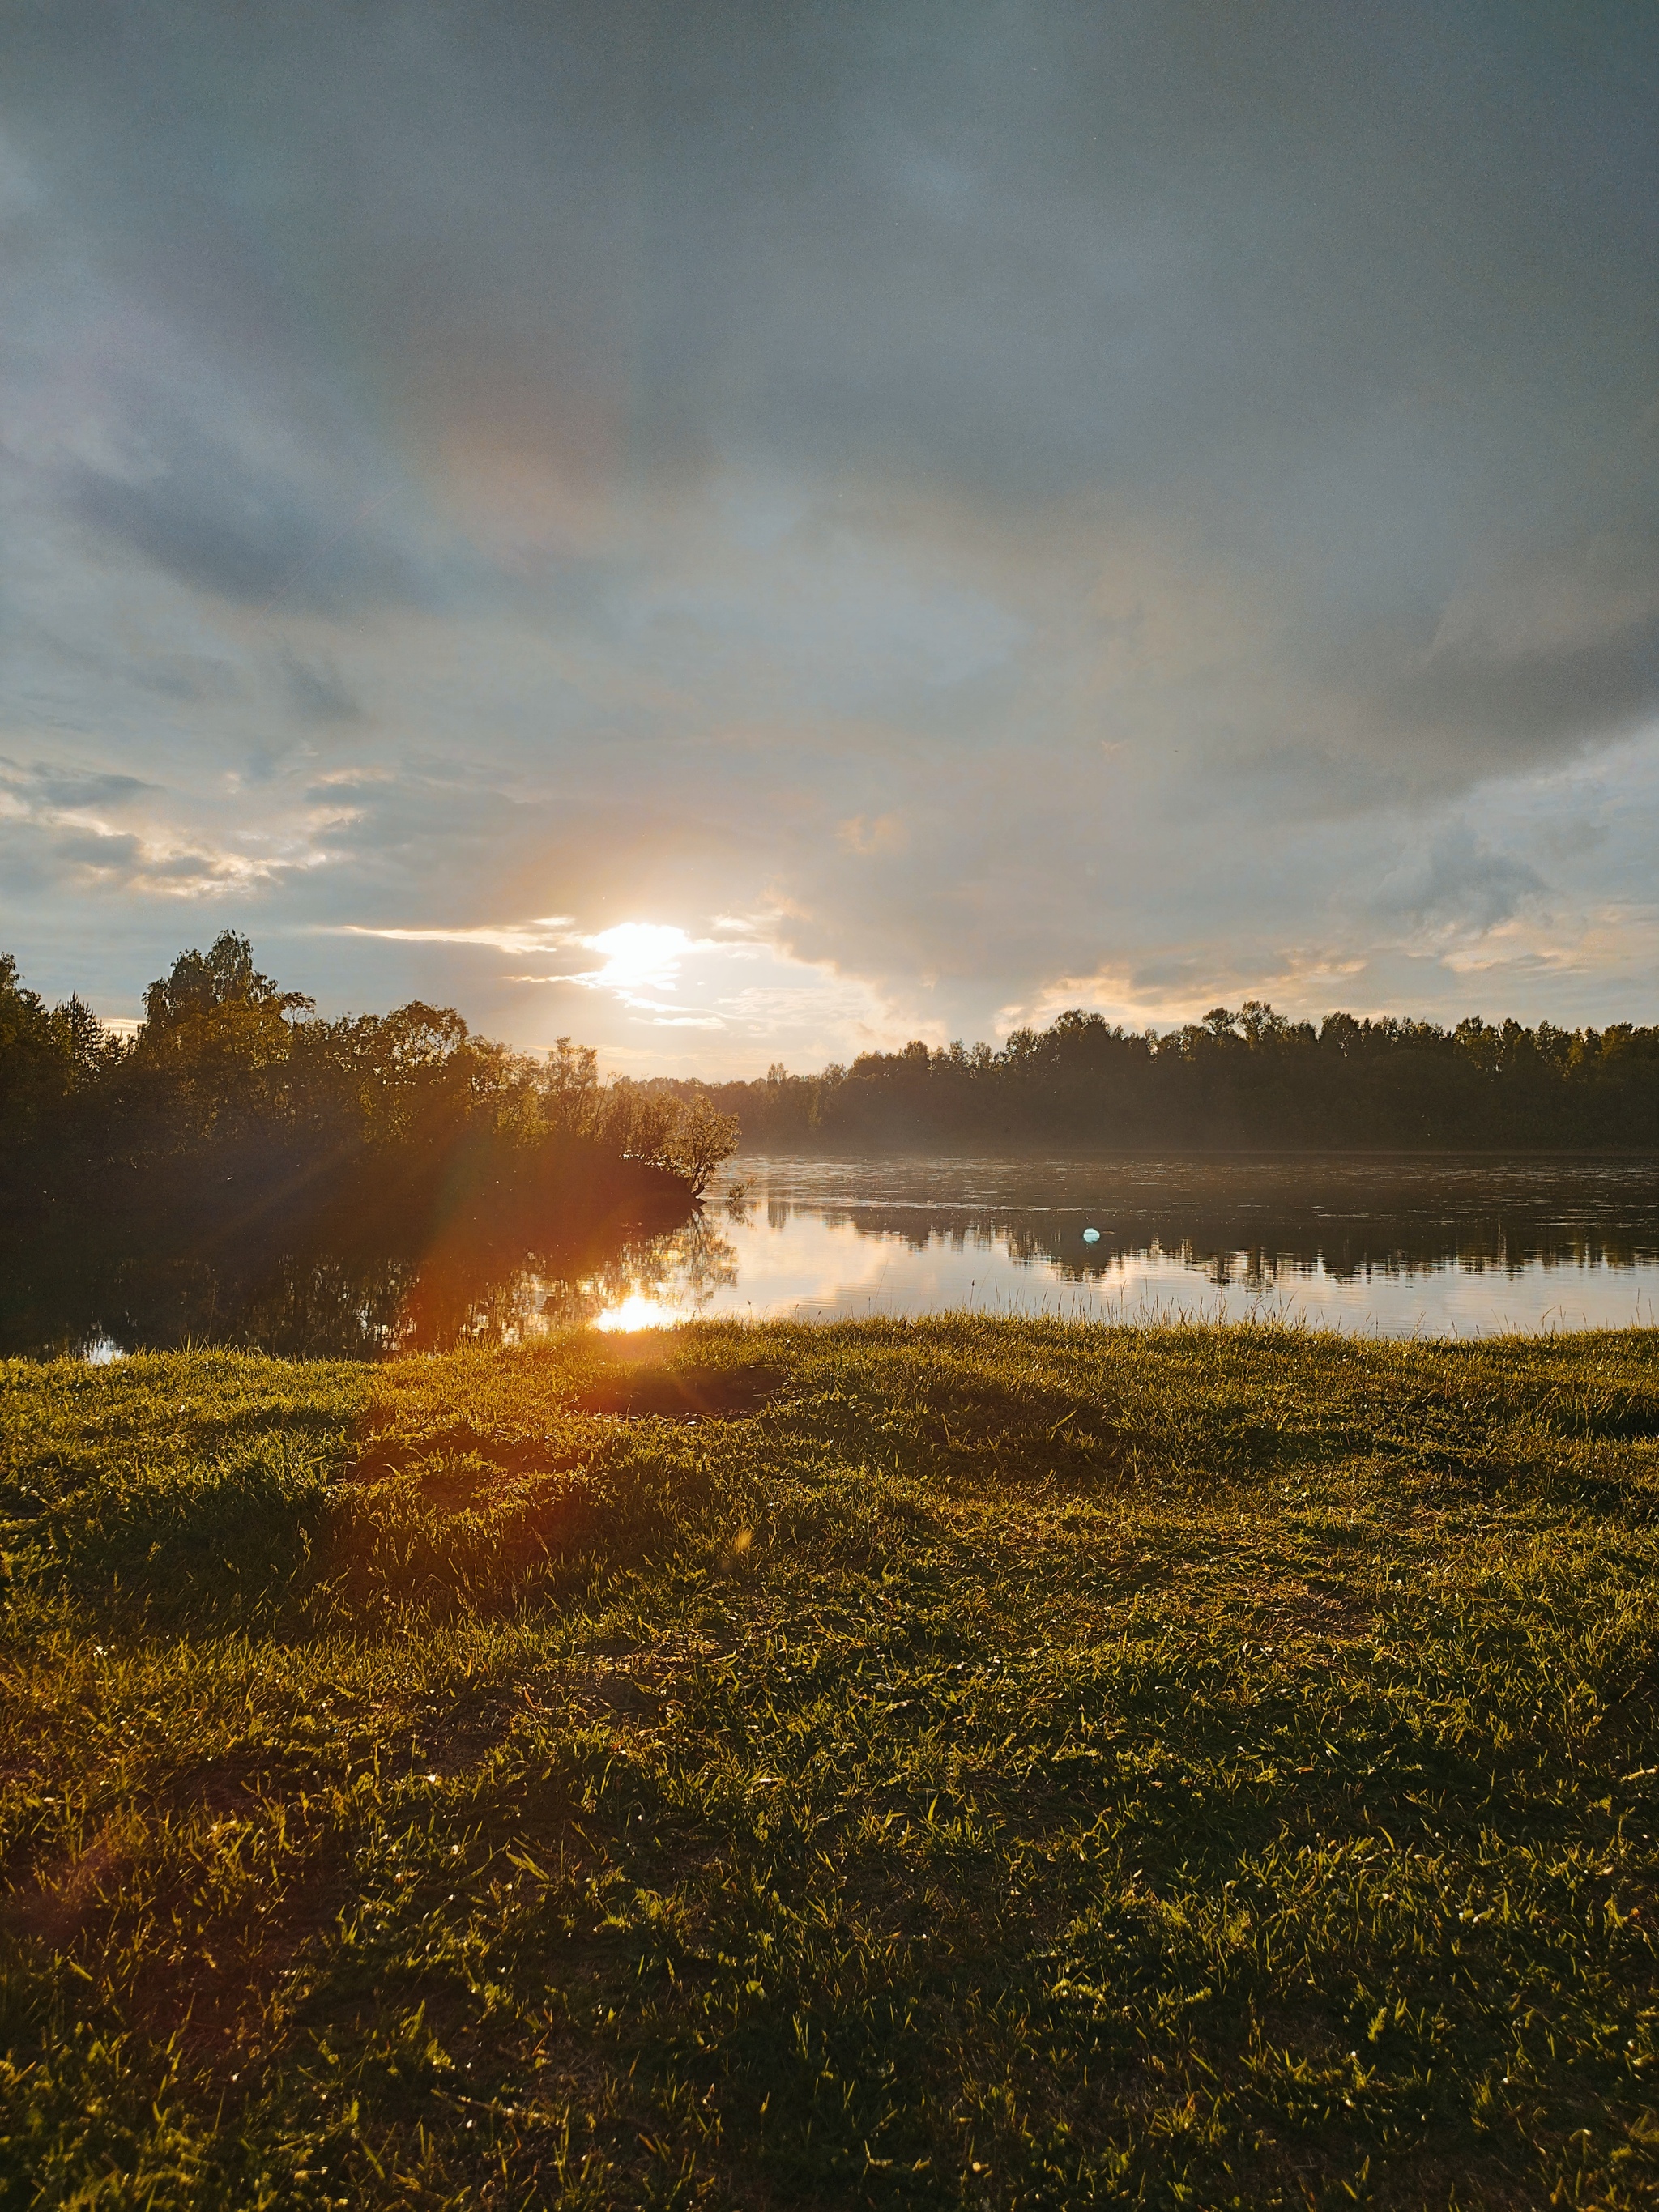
[593,1292,688,1332]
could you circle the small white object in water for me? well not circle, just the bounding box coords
[1082,1226,1101,1243]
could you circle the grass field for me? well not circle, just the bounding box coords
[5,1319,1659,2208]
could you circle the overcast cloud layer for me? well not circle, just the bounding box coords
[3,1,1657,1068]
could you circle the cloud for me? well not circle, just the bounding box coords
[62,424,424,616]
[838,813,909,858]
[4,814,329,899]
[0,758,156,812]
[331,920,575,955]
[1004,950,1373,1038]
[0,124,38,224]
[1429,534,1659,665]
[1375,825,1548,938]
[279,648,360,723]
[0,750,356,908]
[4,2,1659,1051]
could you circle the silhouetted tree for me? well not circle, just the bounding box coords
[0,935,738,1230]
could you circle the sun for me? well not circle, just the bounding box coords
[582,923,692,995]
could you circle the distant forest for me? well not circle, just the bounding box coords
[648,1003,1659,1153]
[0,934,737,1238]
[6,951,1655,1196]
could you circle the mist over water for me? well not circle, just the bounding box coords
[19,1155,1659,1357]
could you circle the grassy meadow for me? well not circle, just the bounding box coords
[4,1319,1659,2207]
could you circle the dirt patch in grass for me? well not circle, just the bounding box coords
[344,1429,578,1487]
[556,1660,670,1726]
[342,1366,786,1494]
[131,1841,352,2067]
[2,1826,128,1951]
[168,1750,318,1817]
[421,1698,518,1780]
[564,1364,789,1421]
[1232,1574,1379,1643]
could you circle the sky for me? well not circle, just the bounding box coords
[2,1,1657,1074]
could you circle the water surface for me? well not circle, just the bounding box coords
[15,1154,1659,1357]
[605,1155,1659,1337]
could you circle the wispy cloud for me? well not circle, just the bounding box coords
[330,919,575,955]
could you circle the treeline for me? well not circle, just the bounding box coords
[0,933,737,1238]
[645,1002,1659,1152]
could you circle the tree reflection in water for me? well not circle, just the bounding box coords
[523,1213,740,1332]
[1,1208,739,1360]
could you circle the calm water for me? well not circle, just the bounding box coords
[14,1155,1659,1357]
[595,1155,1659,1338]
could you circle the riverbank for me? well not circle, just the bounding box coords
[5,1319,1659,2206]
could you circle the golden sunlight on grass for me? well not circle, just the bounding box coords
[6,1318,1659,2206]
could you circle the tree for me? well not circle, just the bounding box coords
[0,953,117,1150]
